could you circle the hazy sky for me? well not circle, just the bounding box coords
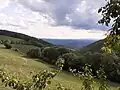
[0,0,108,39]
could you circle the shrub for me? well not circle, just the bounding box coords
[56,47,70,55]
[96,67,109,90]
[26,48,42,58]
[101,54,120,83]
[81,64,94,90]
[55,58,65,70]
[4,43,12,49]
[3,39,12,49]
[60,53,78,70]
[42,47,60,63]
[0,69,59,90]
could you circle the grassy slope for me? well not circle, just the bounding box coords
[0,35,40,53]
[12,44,39,53]
[0,35,25,42]
[0,48,118,90]
[0,30,52,46]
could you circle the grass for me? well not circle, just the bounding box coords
[0,35,25,43]
[0,35,40,53]
[12,44,39,53]
[0,48,119,90]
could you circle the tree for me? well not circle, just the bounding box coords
[101,54,120,82]
[98,0,120,53]
[42,47,60,63]
[60,53,78,70]
[56,47,70,55]
[84,52,102,74]
[26,48,42,58]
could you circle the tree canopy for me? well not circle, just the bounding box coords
[98,0,120,53]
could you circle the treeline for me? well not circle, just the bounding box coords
[0,30,53,47]
[26,46,120,83]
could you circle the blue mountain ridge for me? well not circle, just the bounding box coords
[42,39,97,48]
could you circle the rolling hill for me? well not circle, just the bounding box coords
[77,39,104,54]
[0,30,54,53]
[0,30,53,47]
[0,30,119,90]
[43,39,96,48]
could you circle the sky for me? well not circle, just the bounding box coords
[0,0,109,40]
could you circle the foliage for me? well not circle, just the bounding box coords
[60,53,78,70]
[55,58,65,70]
[56,83,72,90]
[96,67,109,90]
[84,52,102,73]
[0,58,64,90]
[81,64,94,90]
[98,0,120,34]
[42,47,60,63]
[98,0,120,53]
[4,40,12,49]
[0,69,57,90]
[4,43,12,49]
[101,54,120,82]
[26,48,42,58]
[56,47,70,55]
[82,52,120,83]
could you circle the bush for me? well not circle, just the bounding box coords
[83,52,120,83]
[4,39,12,49]
[60,53,78,70]
[26,48,42,58]
[56,47,70,55]
[42,47,60,63]
[84,52,102,74]
[101,54,120,82]
[4,43,12,49]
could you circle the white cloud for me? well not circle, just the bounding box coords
[0,0,11,9]
[0,0,107,40]
[15,0,107,30]
[20,21,106,40]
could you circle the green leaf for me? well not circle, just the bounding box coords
[98,8,102,13]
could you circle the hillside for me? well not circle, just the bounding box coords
[0,48,80,90]
[77,39,104,54]
[0,30,53,47]
[0,47,118,90]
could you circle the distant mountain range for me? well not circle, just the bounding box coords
[43,39,97,48]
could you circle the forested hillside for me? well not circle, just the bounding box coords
[0,30,53,47]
